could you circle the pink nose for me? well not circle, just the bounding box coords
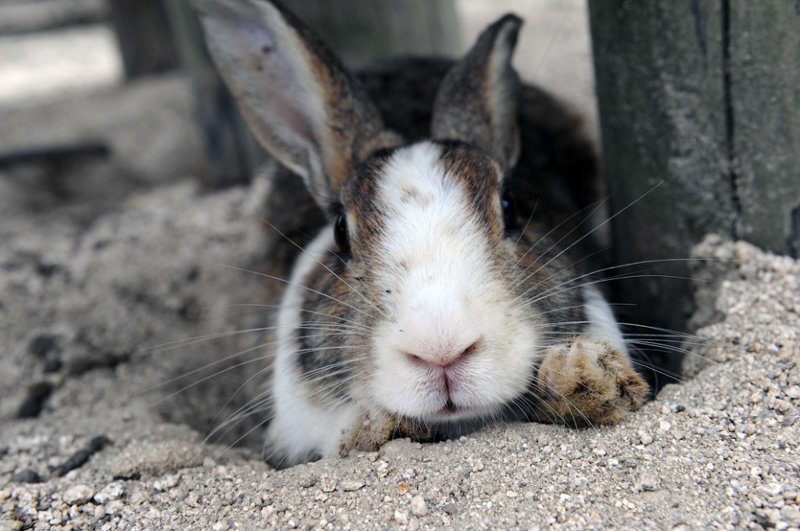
[405,339,480,370]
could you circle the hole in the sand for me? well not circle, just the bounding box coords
[154,334,272,454]
[149,234,705,464]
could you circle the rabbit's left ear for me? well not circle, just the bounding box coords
[431,14,523,173]
[194,0,399,211]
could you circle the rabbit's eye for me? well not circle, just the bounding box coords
[501,191,518,231]
[334,214,350,253]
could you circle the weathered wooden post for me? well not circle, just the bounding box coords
[286,0,460,68]
[589,2,800,353]
[108,0,180,78]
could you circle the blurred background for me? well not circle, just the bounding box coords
[0,0,596,225]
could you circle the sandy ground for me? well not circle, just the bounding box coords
[0,172,798,528]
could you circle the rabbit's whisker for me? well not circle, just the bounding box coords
[230,303,375,332]
[510,197,607,275]
[512,183,663,292]
[223,264,375,321]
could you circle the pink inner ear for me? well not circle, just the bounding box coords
[241,19,274,51]
[264,58,319,152]
[232,19,320,154]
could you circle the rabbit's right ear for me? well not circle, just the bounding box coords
[194,0,400,210]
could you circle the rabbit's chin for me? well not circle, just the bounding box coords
[420,403,503,424]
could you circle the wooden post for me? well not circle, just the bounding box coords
[588,2,799,369]
[166,0,460,188]
[165,0,265,188]
[287,0,461,68]
[725,2,800,254]
[108,0,180,78]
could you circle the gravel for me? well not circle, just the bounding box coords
[0,177,798,529]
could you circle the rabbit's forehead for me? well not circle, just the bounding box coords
[355,141,503,232]
[339,142,504,276]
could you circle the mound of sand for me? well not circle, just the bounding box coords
[1,180,798,529]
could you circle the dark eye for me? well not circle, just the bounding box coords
[334,213,350,253]
[501,191,518,231]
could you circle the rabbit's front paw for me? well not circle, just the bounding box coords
[537,338,648,427]
[339,409,399,456]
[339,409,434,457]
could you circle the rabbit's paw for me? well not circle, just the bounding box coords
[536,338,648,427]
[339,409,434,456]
[339,409,399,456]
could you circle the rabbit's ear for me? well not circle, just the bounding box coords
[431,14,523,173]
[194,0,399,210]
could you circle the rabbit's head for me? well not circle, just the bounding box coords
[196,1,582,424]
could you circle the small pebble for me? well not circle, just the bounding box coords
[639,473,658,492]
[152,474,180,493]
[339,479,364,492]
[93,482,124,504]
[772,399,791,413]
[12,469,43,484]
[761,483,784,497]
[319,476,337,493]
[298,474,317,488]
[396,481,411,495]
[781,507,800,525]
[410,495,428,516]
[63,484,95,506]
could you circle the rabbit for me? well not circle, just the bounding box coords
[194,0,648,468]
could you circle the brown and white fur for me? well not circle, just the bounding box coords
[195,0,648,468]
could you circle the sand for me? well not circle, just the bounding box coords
[1,176,798,529]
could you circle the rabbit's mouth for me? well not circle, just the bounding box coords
[442,399,458,414]
[434,399,474,418]
[431,403,469,420]
[423,400,496,423]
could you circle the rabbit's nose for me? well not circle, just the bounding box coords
[404,339,481,370]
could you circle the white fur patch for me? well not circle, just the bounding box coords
[581,285,627,355]
[265,227,360,465]
[369,142,538,422]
